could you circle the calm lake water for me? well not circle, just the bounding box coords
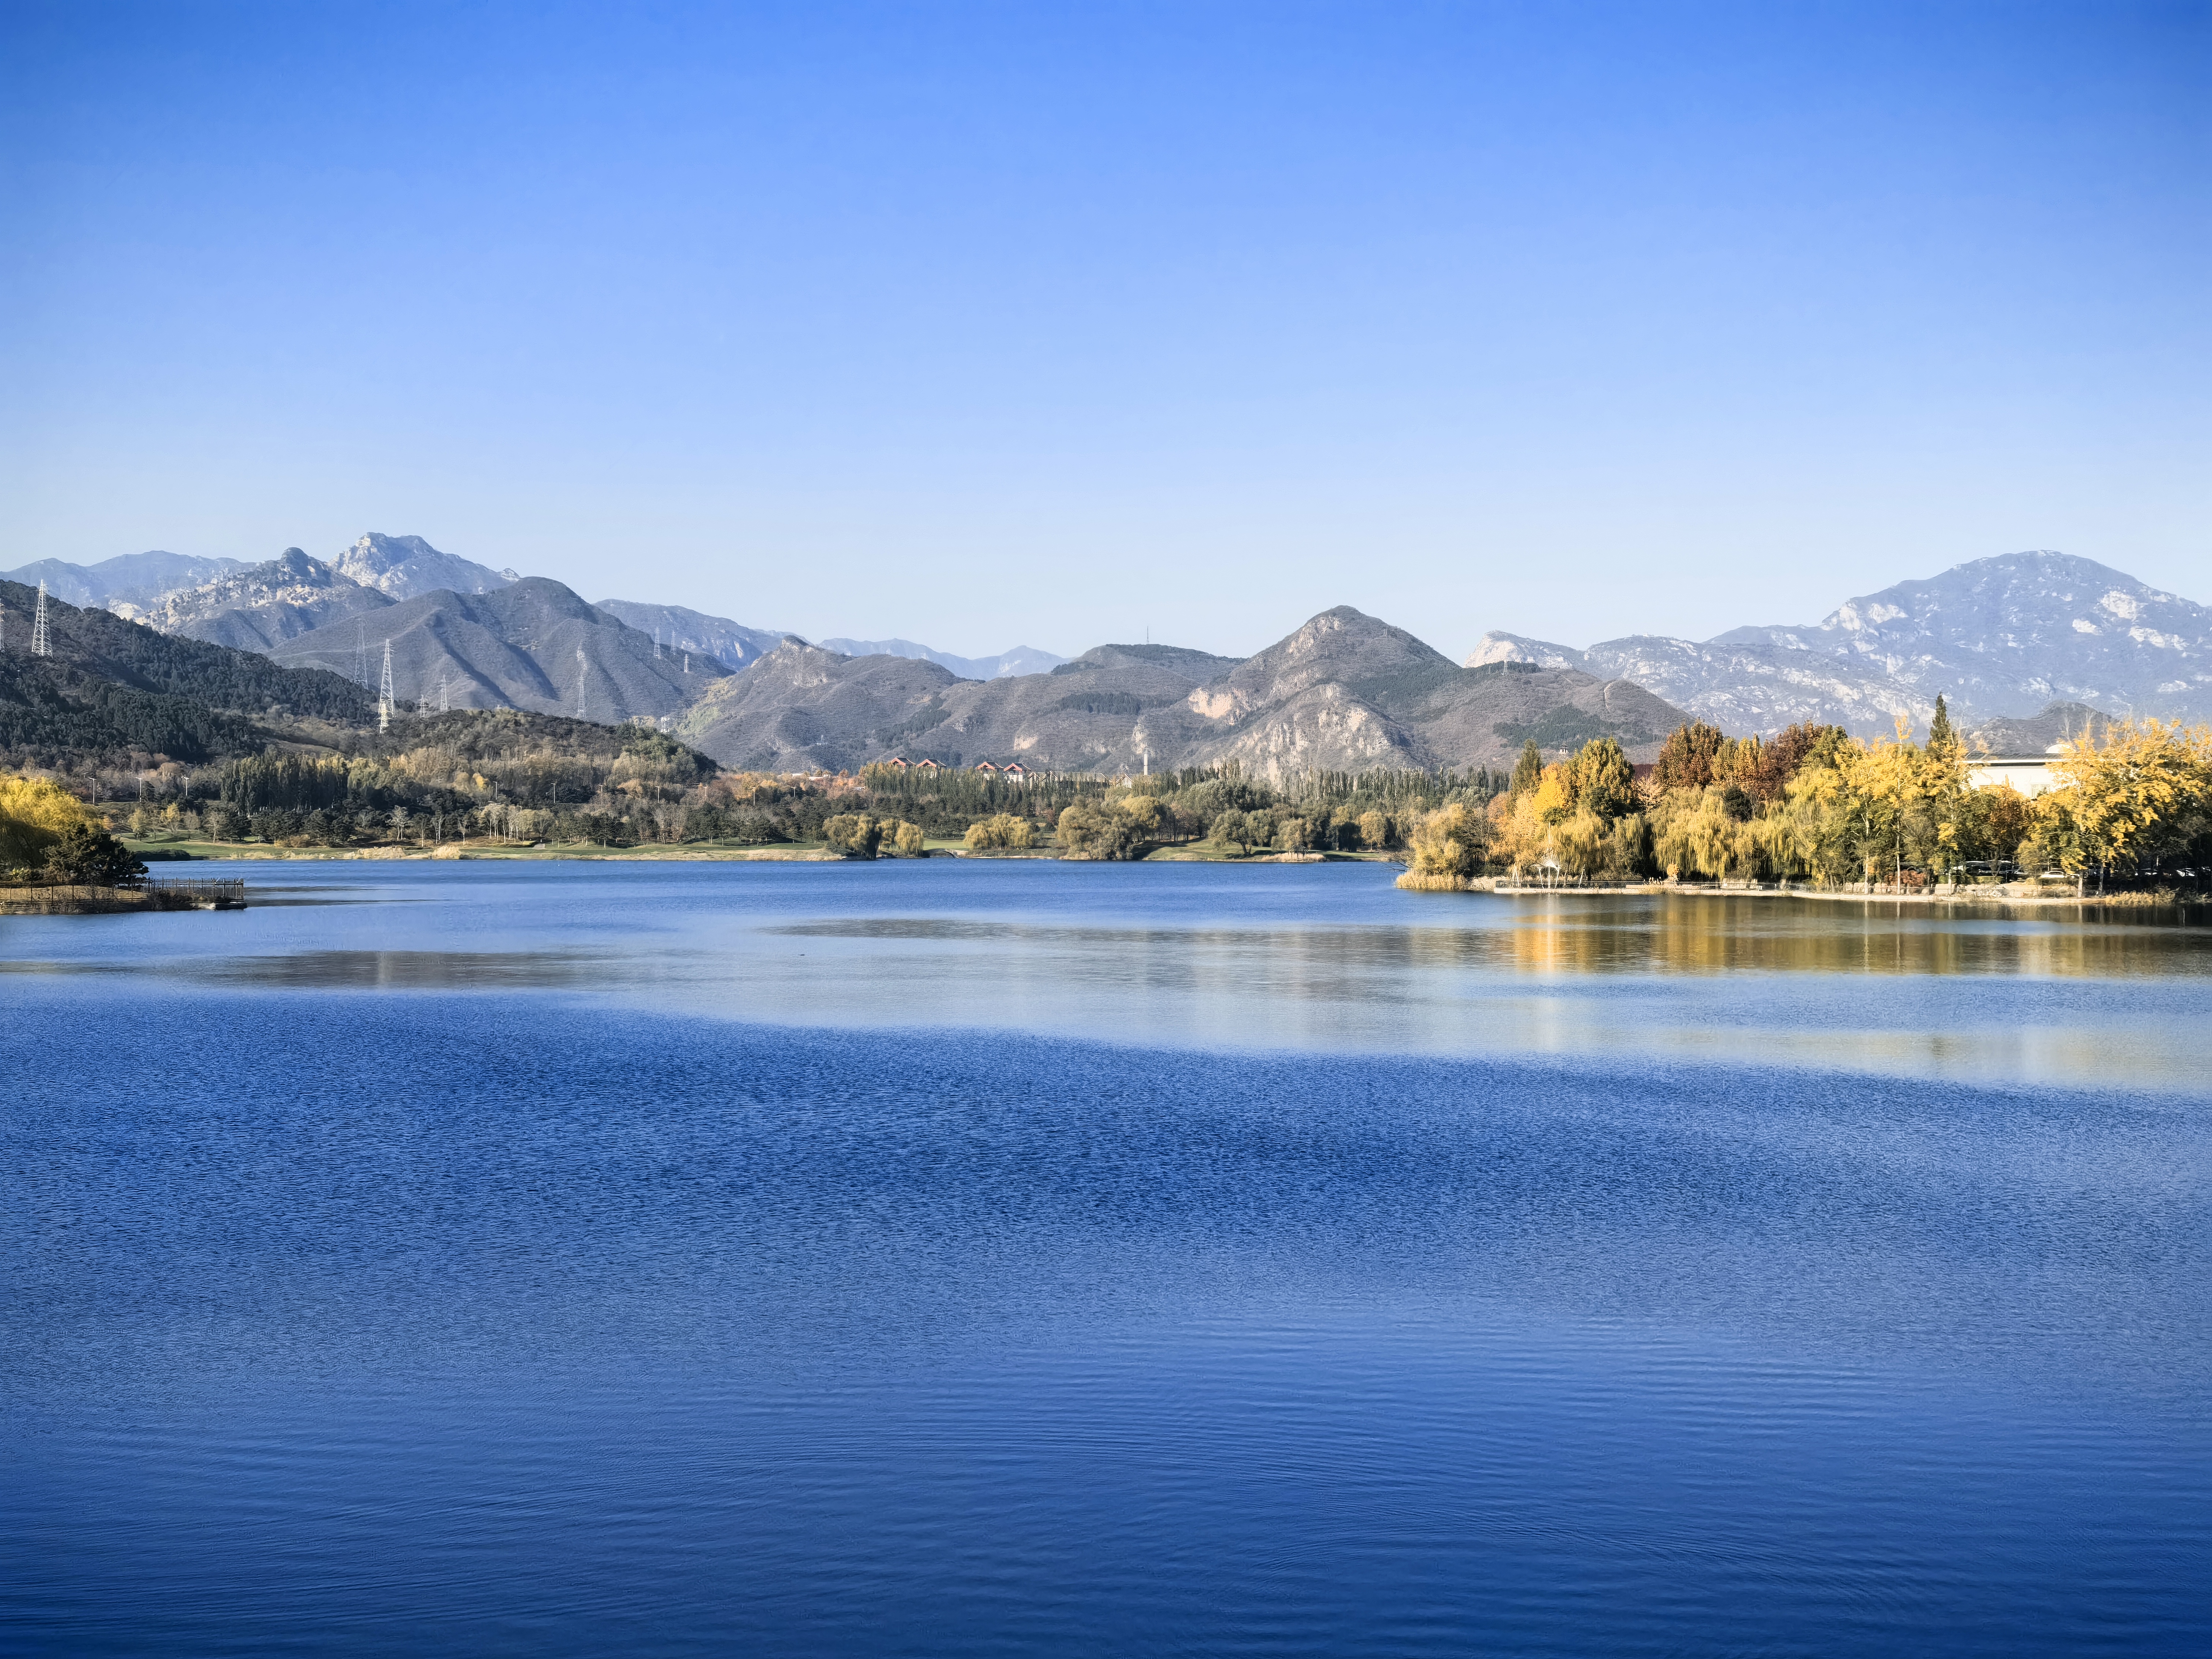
[4,860,2209,1654]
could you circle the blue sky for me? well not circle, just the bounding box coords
[3,1,2206,660]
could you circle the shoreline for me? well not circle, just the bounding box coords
[1471,880,2192,910]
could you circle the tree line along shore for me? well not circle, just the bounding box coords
[1398,702,2212,900]
[3,704,2207,903]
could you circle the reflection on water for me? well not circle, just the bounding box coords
[4,862,2208,1092]
[778,900,2212,978]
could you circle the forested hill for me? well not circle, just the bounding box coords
[1,580,375,720]
[0,578,377,765]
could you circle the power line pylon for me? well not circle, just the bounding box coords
[31,580,51,657]
[438,673,450,714]
[378,640,395,733]
[575,646,588,721]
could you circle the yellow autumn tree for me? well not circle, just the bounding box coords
[2038,718,2212,878]
[1397,802,1491,890]
[0,774,98,875]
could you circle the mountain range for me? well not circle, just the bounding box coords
[815,638,1068,681]
[1471,552,2212,734]
[2,551,244,611]
[266,580,704,722]
[6,537,2206,769]
[675,608,1684,778]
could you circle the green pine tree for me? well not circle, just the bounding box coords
[1928,694,1956,754]
[1511,739,1544,796]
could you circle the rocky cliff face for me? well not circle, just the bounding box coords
[332,533,519,600]
[1469,551,2212,735]
[128,548,395,651]
[676,607,1686,779]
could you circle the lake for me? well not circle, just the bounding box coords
[3,860,2208,1654]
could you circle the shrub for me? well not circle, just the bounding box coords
[1404,803,1489,881]
[823,813,884,859]
[1057,801,1153,860]
[964,814,1035,852]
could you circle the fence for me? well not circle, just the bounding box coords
[139,876,248,905]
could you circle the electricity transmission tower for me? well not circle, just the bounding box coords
[575,646,588,720]
[356,620,368,687]
[30,580,50,657]
[378,640,395,733]
[654,627,663,661]
[438,673,450,714]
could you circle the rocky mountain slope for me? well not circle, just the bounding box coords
[1717,552,2211,723]
[266,578,711,721]
[817,637,1067,680]
[1469,630,1932,735]
[1,551,244,610]
[594,600,789,673]
[125,547,395,650]
[677,607,1684,778]
[1471,551,2211,735]
[332,532,519,599]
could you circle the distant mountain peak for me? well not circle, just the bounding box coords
[333,532,518,600]
[817,637,1068,681]
[1471,550,2212,737]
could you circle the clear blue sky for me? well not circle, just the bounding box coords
[3,1,2206,660]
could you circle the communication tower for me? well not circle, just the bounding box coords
[31,580,51,657]
[378,640,395,734]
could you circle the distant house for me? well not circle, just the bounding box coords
[883,756,910,770]
[974,760,1000,774]
[1002,762,1029,781]
[914,757,943,772]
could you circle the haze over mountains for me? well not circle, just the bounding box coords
[816,638,1068,681]
[5,538,2205,771]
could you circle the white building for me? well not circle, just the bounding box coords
[1968,755,2060,797]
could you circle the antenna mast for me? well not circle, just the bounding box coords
[31,580,50,657]
[378,640,395,733]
